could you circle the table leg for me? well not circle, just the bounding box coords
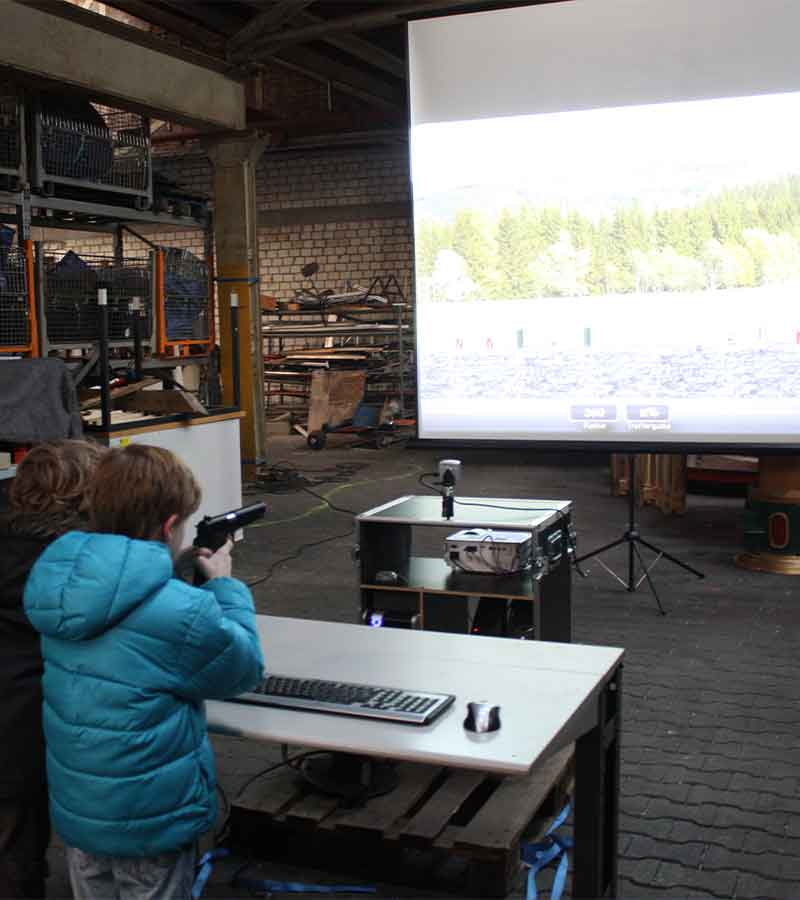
[572,664,622,898]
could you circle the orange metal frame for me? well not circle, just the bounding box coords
[0,240,39,356]
[155,248,214,358]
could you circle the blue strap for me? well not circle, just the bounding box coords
[192,849,375,898]
[192,848,230,900]
[520,802,574,900]
[233,872,376,895]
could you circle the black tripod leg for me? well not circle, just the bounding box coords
[637,537,704,579]
[627,533,636,592]
[574,536,628,565]
[632,540,666,615]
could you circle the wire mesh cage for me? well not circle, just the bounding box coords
[41,251,153,349]
[0,83,23,184]
[34,92,152,204]
[0,235,32,350]
[163,249,210,343]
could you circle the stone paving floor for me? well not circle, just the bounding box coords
[46,438,800,898]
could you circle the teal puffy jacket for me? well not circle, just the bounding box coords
[23,531,264,857]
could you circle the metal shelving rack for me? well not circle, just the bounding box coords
[0,242,35,354]
[158,247,213,355]
[0,187,212,356]
[36,247,156,355]
[0,86,220,439]
[0,82,25,191]
[262,295,415,423]
[31,93,153,210]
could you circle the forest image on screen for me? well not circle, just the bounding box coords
[413,91,800,442]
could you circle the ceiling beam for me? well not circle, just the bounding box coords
[102,0,227,51]
[156,1,247,35]
[17,0,233,74]
[229,0,315,53]
[6,1,245,129]
[244,1,537,53]
[232,10,406,78]
[315,28,405,79]
[268,47,405,113]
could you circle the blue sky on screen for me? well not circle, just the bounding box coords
[411,91,800,217]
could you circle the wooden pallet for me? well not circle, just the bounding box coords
[610,452,687,514]
[230,744,574,897]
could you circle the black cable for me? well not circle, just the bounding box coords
[246,523,355,588]
[213,782,230,844]
[215,748,325,847]
[454,500,560,513]
[246,483,357,586]
[418,472,441,495]
[233,754,302,801]
[248,460,422,587]
[254,462,367,494]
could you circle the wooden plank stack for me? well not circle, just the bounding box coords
[262,282,415,433]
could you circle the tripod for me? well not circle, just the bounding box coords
[575,454,704,614]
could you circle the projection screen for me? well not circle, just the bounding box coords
[409,0,800,448]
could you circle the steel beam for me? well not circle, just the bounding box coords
[232,9,406,78]
[269,47,405,112]
[229,0,315,52]
[102,0,227,51]
[245,1,538,53]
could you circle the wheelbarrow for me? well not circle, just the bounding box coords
[307,402,399,450]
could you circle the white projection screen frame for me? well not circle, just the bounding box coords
[409,0,800,449]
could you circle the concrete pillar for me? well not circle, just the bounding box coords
[208,135,266,478]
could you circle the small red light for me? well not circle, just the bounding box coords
[768,513,790,550]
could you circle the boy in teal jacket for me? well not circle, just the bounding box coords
[24,444,264,899]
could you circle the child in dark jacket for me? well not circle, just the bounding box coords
[24,444,264,900]
[0,439,106,899]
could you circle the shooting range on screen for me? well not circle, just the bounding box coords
[409,0,800,447]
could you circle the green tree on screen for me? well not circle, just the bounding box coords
[415,171,800,299]
[415,220,453,278]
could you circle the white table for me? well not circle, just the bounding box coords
[207,616,624,898]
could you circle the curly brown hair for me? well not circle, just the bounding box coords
[89,444,201,540]
[9,440,108,529]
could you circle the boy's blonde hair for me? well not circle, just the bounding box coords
[10,440,107,527]
[89,444,201,540]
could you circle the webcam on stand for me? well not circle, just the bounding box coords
[438,459,462,520]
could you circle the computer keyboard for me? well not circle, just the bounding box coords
[231,674,456,725]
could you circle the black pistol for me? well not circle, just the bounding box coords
[194,502,267,552]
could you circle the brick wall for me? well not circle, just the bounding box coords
[50,229,204,258]
[258,218,412,303]
[255,146,413,302]
[255,146,409,209]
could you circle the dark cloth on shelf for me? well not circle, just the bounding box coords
[164,249,208,340]
[38,92,113,183]
[0,359,82,442]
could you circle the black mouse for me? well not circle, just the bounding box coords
[463,701,501,733]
